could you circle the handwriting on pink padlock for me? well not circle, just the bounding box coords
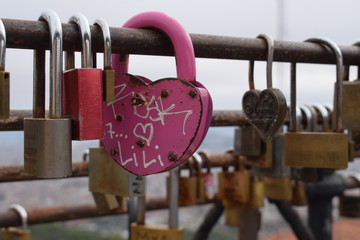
[102,11,213,176]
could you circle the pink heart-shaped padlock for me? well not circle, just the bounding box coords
[102,11,213,176]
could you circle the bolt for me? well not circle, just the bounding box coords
[136,140,145,147]
[116,115,123,121]
[168,152,178,161]
[188,89,197,98]
[110,148,118,156]
[161,89,169,98]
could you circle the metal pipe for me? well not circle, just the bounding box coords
[0,197,214,228]
[0,110,248,131]
[2,19,360,65]
[0,153,235,182]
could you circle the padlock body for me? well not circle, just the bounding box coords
[224,204,240,226]
[247,180,265,208]
[166,175,197,206]
[342,81,360,130]
[130,223,184,240]
[2,228,31,240]
[253,134,290,177]
[284,132,348,169]
[89,147,145,197]
[339,195,360,218]
[218,171,250,203]
[238,126,265,157]
[264,177,292,201]
[290,181,308,206]
[0,71,10,119]
[62,68,103,140]
[24,118,72,178]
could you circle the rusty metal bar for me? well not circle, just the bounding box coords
[0,110,247,131]
[2,19,360,65]
[0,153,235,182]
[0,198,214,228]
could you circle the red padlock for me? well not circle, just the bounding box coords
[62,13,103,140]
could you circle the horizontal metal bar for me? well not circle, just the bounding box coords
[0,198,215,228]
[2,19,360,65]
[0,110,246,131]
[0,153,235,182]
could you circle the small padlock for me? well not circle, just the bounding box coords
[198,151,215,200]
[289,180,308,206]
[24,10,72,178]
[192,152,206,202]
[218,166,250,204]
[89,144,145,198]
[167,159,197,206]
[284,38,348,169]
[242,34,287,142]
[131,169,184,240]
[62,13,103,140]
[341,41,360,130]
[93,18,115,102]
[2,204,31,240]
[0,19,10,120]
[339,189,360,218]
[253,133,290,178]
[264,176,292,201]
[223,201,240,227]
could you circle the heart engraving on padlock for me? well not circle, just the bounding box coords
[242,88,287,141]
[103,74,202,176]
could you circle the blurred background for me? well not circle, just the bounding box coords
[1,0,360,239]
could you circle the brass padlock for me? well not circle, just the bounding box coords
[2,204,31,240]
[284,38,348,169]
[264,177,292,201]
[24,10,72,178]
[131,169,184,240]
[246,177,265,208]
[0,19,10,120]
[89,144,145,197]
[253,133,290,178]
[341,41,360,130]
[173,160,197,206]
[289,180,308,206]
[218,167,250,204]
[223,201,240,227]
[339,189,360,218]
[93,18,115,102]
[235,127,271,168]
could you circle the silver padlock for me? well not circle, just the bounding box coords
[24,10,72,178]
[2,204,31,240]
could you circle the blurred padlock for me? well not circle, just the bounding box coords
[198,151,215,200]
[2,204,31,240]
[62,13,103,140]
[284,38,348,169]
[0,19,9,120]
[89,144,145,198]
[264,176,292,201]
[289,180,308,206]
[24,10,72,178]
[192,152,206,202]
[131,169,184,240]
[218,166,250,204]
[93,18,115,102]
[167,160,197,206]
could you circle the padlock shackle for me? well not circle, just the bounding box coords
[37,10,63,118]
[94,18,112,70]
[9,204,28,231]
[290,38,344,132]
[113,11,196,83]
[192,152,203,177]
[250,34,274,89]
[299,105,317,132]
[313,104,331,131]
[295,106,302,132]
[0,19,6,70]
[67,13,93,69]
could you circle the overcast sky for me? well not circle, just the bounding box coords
[2,0,360,111]
[1,0,360,161]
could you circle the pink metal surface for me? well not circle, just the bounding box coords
[103,11,212,175]
[62,69,103,140]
